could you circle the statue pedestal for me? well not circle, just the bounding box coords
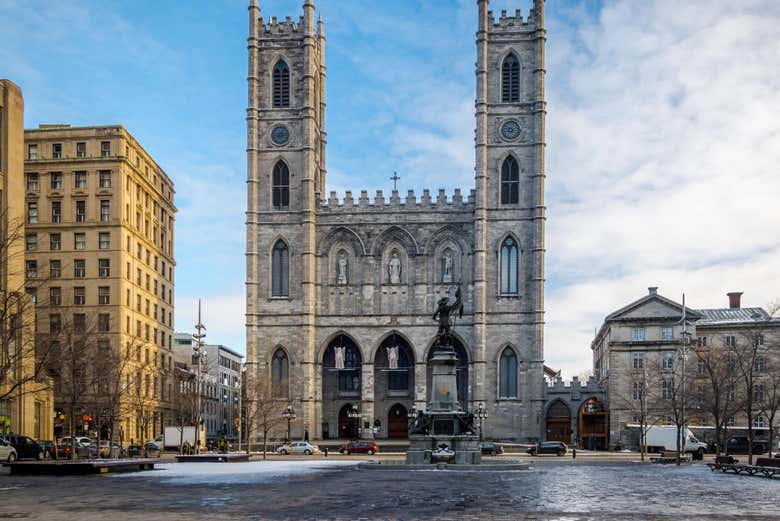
[406,433,481,465]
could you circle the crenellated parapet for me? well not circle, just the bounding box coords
[259,15,304,34]
[317,188,476,213]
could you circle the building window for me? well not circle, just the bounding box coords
[99,170,112,188]
[100,200,110,221]
[753,415,767,428]
[755,384,765,402]
[272,60,290,108]
[51,201,61,223]
[632,381,643,401]
[50,260,61,278]
[50,172,62,189]
[501,53,520,103]
[74,313,86,332]
[99,232,110,250]
[25,234,37,251]
[724,335,736,348]
[632,352,644,370]
[27,202,38,223]
[272,161,290,210]
[754,334,764,347]
[52,143,62,159]
[500,156,519,204]
[98,259,110,277]
[101,141,111,157]
[697,336,707,347]
[74,259,85,278]
[76,142,86,158]
[75,200,86,222]
[499,237,519,295]
[28,144,38,160]
[49,314,61,334]
[271,240,289,297]
[697,358,707,375]
[725,384,735,402]
[662,353,674,371]
[26,173,39,191]
[98,313,110,332]
[661,380,673,400]
[49,287,61,306]
[74,233,86,250]
[74,171,87,189]
[49,233,61,251]
[755,356,766,374]
[74,287,86,305]
[632,327,646,342]
[661,327,673,341]
[499,347,518,399]
[26,261,37,279]
[271,348,289,397]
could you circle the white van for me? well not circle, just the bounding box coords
[645,426,708,456]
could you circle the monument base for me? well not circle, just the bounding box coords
[406,434,481,465]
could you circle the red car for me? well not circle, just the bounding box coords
[339,441,379,455]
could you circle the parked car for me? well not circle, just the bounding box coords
[339,441,379,455]
[56,439,97,460]
[59,436,94,448]
[98,441,126,458]
[38,440,57,459]
[277,441,319,455]
[1,435,46,460]
[143,442,162,458]
[527,441,568,456]
[479,441,504,456]
[127,444,143,458]
[727,436,768,455]
[0,438,18,463]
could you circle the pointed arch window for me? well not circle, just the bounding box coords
[501,156,519,204]
[272,240,289,297]
[500,237,519,295]
[499,347,518,398]
[273,60,290,108]
[271,348,289,397]
[272,161,290,210]
[501,54,520,103]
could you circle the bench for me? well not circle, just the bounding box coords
[651,451,690,464]
[707,456,780,478]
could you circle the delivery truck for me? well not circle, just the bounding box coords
[163,426,200,450]
[645,425,708,456]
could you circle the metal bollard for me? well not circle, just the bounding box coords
[572,448,576,459]
[324,447,328,458]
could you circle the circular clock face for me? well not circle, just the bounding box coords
[500,120,521,141]
[271,125,290,145]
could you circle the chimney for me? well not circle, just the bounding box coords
[648,287,658,295]
[727,292,743,309]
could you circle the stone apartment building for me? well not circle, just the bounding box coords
[23,124,176,441]
[592,288,780,448]
[0,79,53,439]
[245,1,547,441]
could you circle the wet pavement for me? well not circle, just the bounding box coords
[1,459,778,520]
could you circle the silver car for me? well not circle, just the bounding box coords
[0,438,17,463]
[277,441,319,455]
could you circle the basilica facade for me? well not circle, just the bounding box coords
[245,1,547,441]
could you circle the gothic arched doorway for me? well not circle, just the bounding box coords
[322,334,362,440]
[578,397,608,450]
[426,338,469,410]
[546,400,572,443]
[387,403,408,439]
[338,403,360,440]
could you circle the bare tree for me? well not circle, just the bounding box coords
[243,373,287,459]
[759,352,780,458]
[169,363,199,454]
[733,304,779,465]
[691,342,744,455]
[610,361,664,461]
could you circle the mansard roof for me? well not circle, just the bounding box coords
[695,307,774,327]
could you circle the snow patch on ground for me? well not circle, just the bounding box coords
[111,459,358,485]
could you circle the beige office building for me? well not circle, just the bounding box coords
[0,80,54,439]
[24,124,176,441]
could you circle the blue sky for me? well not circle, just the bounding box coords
[3,0,779,377]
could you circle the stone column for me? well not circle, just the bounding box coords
[361,362,374,439]
[414,361,427,410]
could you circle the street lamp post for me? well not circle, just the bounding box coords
[192,300,207,455]
[475,402,488,443]
[282,404,296,442]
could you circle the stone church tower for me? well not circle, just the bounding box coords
[246,0,547,442]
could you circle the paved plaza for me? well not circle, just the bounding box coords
[1,459,778,520]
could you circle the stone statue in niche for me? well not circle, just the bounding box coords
[388,252,402,284]
[442,252,453,283]
[336,254,348,285]
[334,346,345,370]
[387,345,399,370]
